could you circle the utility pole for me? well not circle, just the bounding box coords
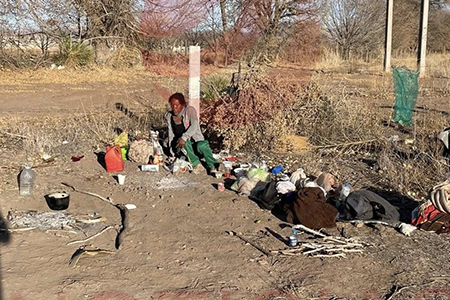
[189,46,201,119]
[384,0,393,73]
[418,0,430,77]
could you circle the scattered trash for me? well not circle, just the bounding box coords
[217,183,225,192]
[314,173,339,193]
[438,127,450,149]
[398,223,416,236]
[117,174,126,185]
[125,204,137,210]
[141,164,159,172]
[240,163,250,171]
[151,131,164,165]
[247,168,270,182]
[231,177,260,196]
[62,140,69,145]
[224,168,231,178]
[215,172,223,179]
[290,168,307,189]
[233,168,245,178]
[105,145,124,172]
[288,229,299,247]
[223,161,233,169]
[276,181,296,194]
[271,165,283,175]
[254,219,261,224]
[392,66,419,126]
[339,183,351,201]
[19,165,36,196]
[114,132,128,148]
[71,155,84,162]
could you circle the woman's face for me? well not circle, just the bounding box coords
[170,99,184,115]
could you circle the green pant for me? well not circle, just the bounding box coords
[184,140,217,170]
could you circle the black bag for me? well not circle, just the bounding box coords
[344,190,400,223]
[252,181,280,210]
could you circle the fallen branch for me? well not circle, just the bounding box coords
[61,182,130,250]
[69,246,116,267]
[233,232,271,256]
[0,131,27,139]
[62,182,115,205]
[67,226,115,246]
[268,225,369,258]
[308,139,378,150]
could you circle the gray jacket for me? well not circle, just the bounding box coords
[165,106,204,155]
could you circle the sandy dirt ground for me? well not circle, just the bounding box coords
[1,69,450,300]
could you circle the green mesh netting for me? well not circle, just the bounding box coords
[392,66,420,126]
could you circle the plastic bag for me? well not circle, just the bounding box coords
[247,168,271,182]
[114,132,129,148]
[393,67,419,126]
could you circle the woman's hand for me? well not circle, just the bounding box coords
[176,138,186,148]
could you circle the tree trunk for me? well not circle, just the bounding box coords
[219,0,228,67]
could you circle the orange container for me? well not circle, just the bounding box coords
[105,145,124,172]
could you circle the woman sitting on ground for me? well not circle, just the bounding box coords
[166,92,218,174]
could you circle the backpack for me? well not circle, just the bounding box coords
[344,190,400,223]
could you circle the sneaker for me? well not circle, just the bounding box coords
[192,164,206,174]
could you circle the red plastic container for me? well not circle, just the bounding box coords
[105,145,124,172]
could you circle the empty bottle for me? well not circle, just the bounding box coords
[19,165,36,196]
[260,160,268,172]
[289,228,298,247]
[339,183,351,201]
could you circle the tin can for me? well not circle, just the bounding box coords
[289,235,298,247]
[217,183,225,192]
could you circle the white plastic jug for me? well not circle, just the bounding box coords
[19,166,36,196]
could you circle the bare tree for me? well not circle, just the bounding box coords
[320,0,385,60]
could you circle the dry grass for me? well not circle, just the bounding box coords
[0,67,154,85]
[392,53,450,78]
[317,49,450,79]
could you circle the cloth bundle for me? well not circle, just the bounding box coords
[286,187,338,229]
[430,180,450,214]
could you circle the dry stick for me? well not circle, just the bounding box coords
[67,226,115,246]
[234,232,271,256]
[308,139,378,150]
[294,224,370,246]
[61,182,129,249]
[62,182,115,205]
[0,131,27,139]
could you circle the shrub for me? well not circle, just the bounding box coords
[55,38,93,67]
[201,74,231,102]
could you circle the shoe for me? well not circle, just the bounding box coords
[192,164,206,174]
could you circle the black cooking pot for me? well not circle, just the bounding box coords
[45,192,70,210]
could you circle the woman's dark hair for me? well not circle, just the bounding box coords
[169,93,187,106]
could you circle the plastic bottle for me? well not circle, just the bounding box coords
[19,165,36,196]
[339,183,351,201]
[260,160,267,172]
[151,131,164,165]
[289,228,298,247]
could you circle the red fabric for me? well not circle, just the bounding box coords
[412,204,441,226]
